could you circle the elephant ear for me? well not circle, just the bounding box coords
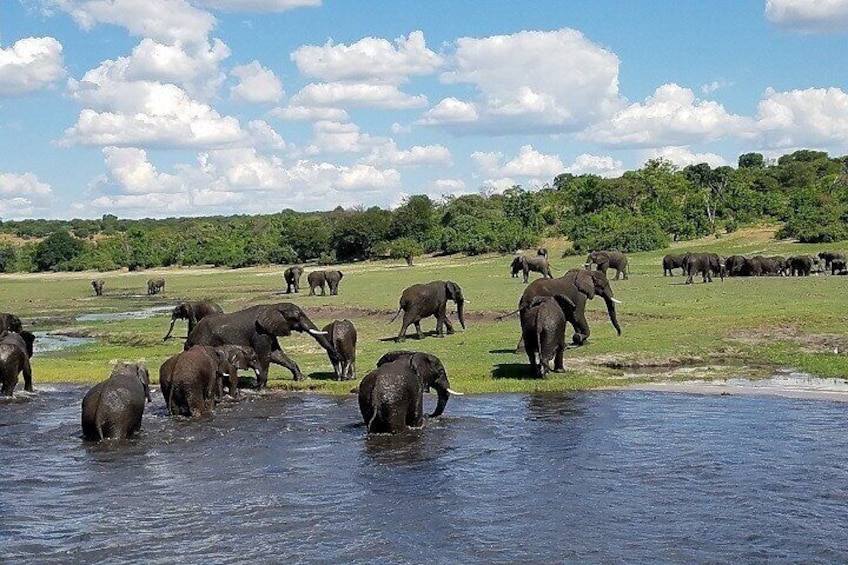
[377,350,415,367]
[445,281,462,301]
[19,331,36,358]
[337,271,344,279]
[408,353,437,385]
[573,271,596,299]
[528,296,548,310]
[552,294,576,314]
[255,307,292,336]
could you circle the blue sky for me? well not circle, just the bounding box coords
[1,0,847,219]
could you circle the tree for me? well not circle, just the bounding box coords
[32,230,85,271]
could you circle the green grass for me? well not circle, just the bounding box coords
[4,226,848,393]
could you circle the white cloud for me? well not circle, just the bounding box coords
[426,28,623,133]
[291,82,427,109]
[230,61,283,103]
[123,38,229,99]
[269,105,349,122]
[472,145,564,178]
[0,172,53,196]
[584,83,753,147]
[565,154,625,177]
[304,121,385,155]
[363,141,452,167]
[247,120,286,151]
[701,79,731,95]
[193,0,320,11]
[292,30,443,83]
[0,172,54,219]
[754,87,848,149]
[48,0,216,45]
[101,146,181,193]
[434,178,467,193]
[643,146,729,168]
[390,122,411,134]
[0,37,66,96]
[765,0,848,33]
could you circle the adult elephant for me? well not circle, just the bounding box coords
[818,251,846,273]
[308,270,344,296]
[0,330,35,396]
[284,266,304,294]
[831,258,847,275]
[724,255,749,277]
[0,313,23,333]
[163,300,224,340]
[662,253,689,276]
[81,363,151,441]
[586,250,629,280]
[762,256,787,276]
[685,253,725,284]
[358,351,459,434]
[184,303,336,387]
[323,319,356,381]
[147,278,165,296]
[510,269,621,347]
[389,280,467,342]
[788,255,814,276]
[520,295,574,378]
[510,254,553,283]
[91,279,105,296]
[159,347,232,417]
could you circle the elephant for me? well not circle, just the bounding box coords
[184,303,337,387]
[788,255,814,276]
[81,363,151,441]
[213,345,262,398]
[358,351,459,434]
[831,258,847,275]
[585,250,629,280]
[389,280,467,342]
[308,270,344,296]
[163,300,224,341]
[818,251,846,272]
[510,254,553,283]
[284,266,304,294]
[159,347,233,417]
[520,295,574,378]
[685,253,725,284]
[537,247,548,258]
[765,256,788,276]
[509,269,621,348]
[147,278,165,296]
[323,319,356,381]
[0,330,35,397]
[0,313,23,333]
[91,279,105,296]
[724,255,749,277]
[662,253,689,276]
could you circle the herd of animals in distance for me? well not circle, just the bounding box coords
[1,248,845,439]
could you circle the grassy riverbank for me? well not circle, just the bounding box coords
[3,227,847,394]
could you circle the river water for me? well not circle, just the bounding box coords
[2,388,847,564]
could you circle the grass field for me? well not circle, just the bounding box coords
[2,227,847,394]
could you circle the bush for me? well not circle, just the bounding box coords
[32,230,86,271]
[571,214,669,253]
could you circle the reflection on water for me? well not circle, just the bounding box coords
[2,388,847,563]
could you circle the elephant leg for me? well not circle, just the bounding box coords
[270,350,304,381]
[22,359,33,392]
[397,312,415,342]
[522,268,529,284]
[515,335,526,354]
[553,345,565,372]
[570,313,590,345]
[414,322,423,340]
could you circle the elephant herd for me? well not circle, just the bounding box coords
[663,249,847,281]
[283,266,344,296]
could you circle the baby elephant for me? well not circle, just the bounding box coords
[81,363,151,441]
[520,295,574,378]
[213,345,261,398]
[0,330,35,397]
[308,270,343,296]
[323,319,356,380]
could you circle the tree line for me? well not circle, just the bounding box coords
[0,149,846,273]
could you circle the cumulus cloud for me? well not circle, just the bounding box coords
[247,120,286,151]
[565,154,625,177]
[269,105,349,122]
[765,0,848,33]
[584,83,753,147]
[472,145,564,178]
[0,37,66,96]
[643,146,729,168]
[292,30,443,83]
[291,82,427,109]
[0,172,53,219]
[230,61,283,103]
[122,38,229,99]
[0,172,53,196]
[193,0,321,11]
[304,121,385,155]
[754,87,848,149]
[424,28,624,133]
[363,141,452,167]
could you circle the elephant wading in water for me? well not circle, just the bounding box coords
[586,250,629,280]
[0,330,35,397]
[147,278,165,295]
[81,363,151,441]
[390,280,467,342]
[308,270,344,296]
[323,319,356,380]
[685,253,725,284]
[163,300,224,340]
[91,279,105,296]
[284,266,304,294]
[510,254,553,283]
[662,253,689,276]
[358,351,461,434]
[506,269,622,349]
[520,295,574,378]
[0,313,23,333]
[159,347,234,417]
[184,303,337,387]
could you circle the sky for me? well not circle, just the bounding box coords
[1,0,848,220]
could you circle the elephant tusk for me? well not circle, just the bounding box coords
[221,373,230,378]
[307,329,329,336]
[447,388,464,396]
[611,298,622,304]
[254,369,261,377]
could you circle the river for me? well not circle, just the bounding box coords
[2,388,847,563]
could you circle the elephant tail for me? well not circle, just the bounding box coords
[496,308,520,321]
[388,307,403,324]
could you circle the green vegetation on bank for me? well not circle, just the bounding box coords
[1,149,847,274]
[4,227,847,394]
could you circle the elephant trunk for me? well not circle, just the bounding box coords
[300,317,342,364]
[603,295,622,336]
[163,317,177,341]
[457,300,466,330]
[430,382,450,418]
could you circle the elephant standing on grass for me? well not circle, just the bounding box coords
[662,253,689,276]
[510,254,553,283]
[308,270,344,296]
[0,331,35,397]
[147,278,165,296]
[390,280,467,342]
[163,300,224,340]
[831,259,847,275]
[184,303,337,386]
[520,295,574,378]
[685,253,725,284]
[358,352,459,434]
[323,319,356,380]
[586,250,629,280]
[284,266,304,294]
[81,363,151,441]
[91,279,105,296]
[818,251,846,273]
[788,255,814,276]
